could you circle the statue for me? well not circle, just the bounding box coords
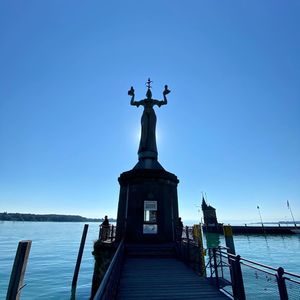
[128,79,170,161]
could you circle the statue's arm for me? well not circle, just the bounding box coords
[154,85,171,107]
[128,86,142,107]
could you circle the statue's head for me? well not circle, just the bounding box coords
[146,88,152,100]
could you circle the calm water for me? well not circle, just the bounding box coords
[0,222,99,300]
[1,221,300,299]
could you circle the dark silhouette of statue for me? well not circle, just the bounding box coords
[128,79,170,163]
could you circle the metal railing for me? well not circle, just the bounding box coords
[206,246,300,300]
[99,225,116,242]
[176,225,206,276]
[93,239,125,300]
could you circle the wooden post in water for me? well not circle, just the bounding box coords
[6,240,32,300]
[71,224,89,300]
[223,225,236,255]
[193,224,206,276]
[223,225,238,298]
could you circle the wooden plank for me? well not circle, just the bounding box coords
[117,257,228,299]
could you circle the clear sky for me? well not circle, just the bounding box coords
[0,1,299,224]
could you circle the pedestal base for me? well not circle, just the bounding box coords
[116,168,179,243]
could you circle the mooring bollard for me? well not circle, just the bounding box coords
[6,240,32,300]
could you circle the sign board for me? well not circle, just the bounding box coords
[143,224,158,234]
[144,201,157,211]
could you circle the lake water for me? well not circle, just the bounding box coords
[1,221,299,299]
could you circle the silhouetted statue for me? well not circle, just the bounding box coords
[128,79,170,160]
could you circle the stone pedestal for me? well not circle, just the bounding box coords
[116,168,179,243]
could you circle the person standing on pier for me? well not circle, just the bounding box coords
[176,217,184,241]
[101,216,110,241]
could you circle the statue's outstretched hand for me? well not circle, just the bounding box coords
[128,86,135,96]
[163,85,170,96]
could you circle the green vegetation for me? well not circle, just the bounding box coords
[0,212,116,222]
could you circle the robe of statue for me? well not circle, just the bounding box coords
[131,93,167,159]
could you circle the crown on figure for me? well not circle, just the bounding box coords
[146,78,153,99]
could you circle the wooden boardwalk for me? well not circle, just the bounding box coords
[117,257,228,300]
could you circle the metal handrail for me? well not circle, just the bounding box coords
[93,238,125,300]
[207,246,300,300]
[240,256,278,271]
[285,276,300,284]
[240,261,275,276]
[282,270,300,279]
[217,247,280,272]
[99,224,116,242]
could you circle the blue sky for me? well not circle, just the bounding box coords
[0,1,299,224]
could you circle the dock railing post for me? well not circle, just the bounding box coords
[232,255,246,300]
[212,248,220,289]
[185,226,190,263]
[110,225,114,242]
[6,240,32,300]
[224,225,240,298]
[276,267,288,300]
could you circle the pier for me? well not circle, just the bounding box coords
[91,82,300,300]
[203,224,298,235]
[91,82,229,300]
[92,230,228,300]
[92,225,300,300]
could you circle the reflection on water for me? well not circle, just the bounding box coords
[205,232,221,248]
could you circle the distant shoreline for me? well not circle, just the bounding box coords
[0,212,116,223]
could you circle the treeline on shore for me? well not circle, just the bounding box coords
[0,212,116,222]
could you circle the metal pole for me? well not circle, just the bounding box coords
[276,267,288,300]
[110,225,114,242]
[232,255,246,300]
[71,224,89,299]
[257,205,265,233]
[6,240,32,300]
[212,248,220,289]
[185,226,190,263]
